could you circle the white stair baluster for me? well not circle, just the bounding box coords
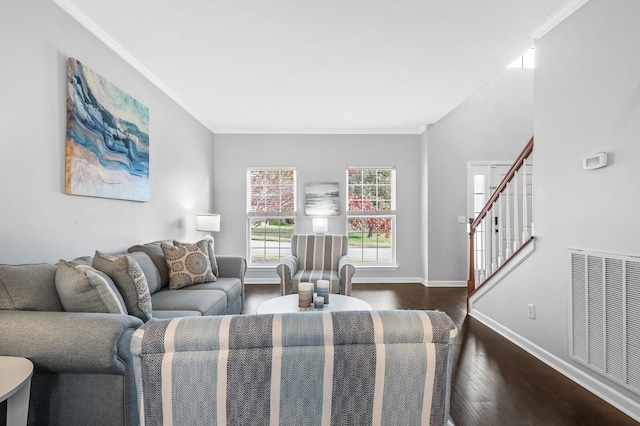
[475,221,481,285]
[490,203,497,274]
[479,221,484,285]
[505,181,512,258]
[497,194,504,267]
[513,170,520,251]
[483,214,489,279]
[522,160,530,241]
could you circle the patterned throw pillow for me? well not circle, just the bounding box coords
[174,239,219,278]
[162,240,215,289]
[92,251,153,321]
[55,260,127,314]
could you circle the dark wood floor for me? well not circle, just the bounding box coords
[245,283,639,426]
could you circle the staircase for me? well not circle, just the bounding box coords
[467,137,535,303]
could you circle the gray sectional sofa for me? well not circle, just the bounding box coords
[0,239,246,425]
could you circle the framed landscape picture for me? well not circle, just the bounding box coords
[65,58,150,202]
[305,182,339,216]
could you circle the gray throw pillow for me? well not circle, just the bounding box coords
[174,239,219,278]
[162,240,215,289]
[128,240,172,288]
[0,263,63,311]
[125,251,162,294]
[55,260,127,314]
[92,251,153,321]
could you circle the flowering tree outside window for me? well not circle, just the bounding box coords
[247,168,296,264]
[347,192,392,238]
[346,168,395,265]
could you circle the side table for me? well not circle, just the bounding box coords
[0,356,33,426]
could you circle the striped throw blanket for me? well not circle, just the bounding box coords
[131,310,457,426]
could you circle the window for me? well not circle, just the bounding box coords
[247,168,296,265]
[508,47,535,69]
[346,167,396,265]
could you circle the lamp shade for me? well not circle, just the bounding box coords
[196,214,220,232]
[312,217,328,234]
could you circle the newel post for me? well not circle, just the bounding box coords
[468,218,476,296]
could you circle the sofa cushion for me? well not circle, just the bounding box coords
[150,289,227,316]
[161,240,215,289]
[184,277,242,305]
[0,263,64,311]
[72,255,94,266]
[128,240,172,288]
[92,251,153,321]
[292,270,340,293]
[125,251,162,294]
[291,234,348,271]
[55,260,127,314]
[152,310,203,319]
[175,239,219,277]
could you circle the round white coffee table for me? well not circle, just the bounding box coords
[256,294,372,314]
[0,356,33,425]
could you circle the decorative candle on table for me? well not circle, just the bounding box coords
[314,296,324,309]
[298,282,313,309]
[317,279,330,304]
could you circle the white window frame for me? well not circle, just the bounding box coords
[346,167,397,266]
[246,167,296,267]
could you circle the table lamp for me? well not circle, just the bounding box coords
[312,217,328,235]
[196,213,220,240]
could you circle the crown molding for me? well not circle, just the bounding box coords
[53,0,428,137]
[213,126,427,135]
[531,0,590,39]
[52,0,210,129]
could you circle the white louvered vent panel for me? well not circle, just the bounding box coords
[605,258,624,381]
[627,261,640,391]
[587,256,604,371]
[571,252,587,362]
[569,249,640,397]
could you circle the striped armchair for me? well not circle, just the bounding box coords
[131,310,458,426]
[276,234,356,296]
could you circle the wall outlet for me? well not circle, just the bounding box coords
[458,216,467,224]
[528,303,536,319]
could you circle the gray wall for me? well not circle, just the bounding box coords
[0,0,215,264]
[212,134,423,283]
[472,0,640,418]
[427,68,535,282]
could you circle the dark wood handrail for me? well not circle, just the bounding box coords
[467,136,534,299]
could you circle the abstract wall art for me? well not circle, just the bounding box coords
[65,58,150,202]
[305,182,340,216]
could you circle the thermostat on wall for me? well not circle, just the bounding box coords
[583,152,608,170]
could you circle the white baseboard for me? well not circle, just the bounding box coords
[352,277,423,284]
[425,280,466,287]
[244,278,279,284]
[246,278,467,286]
[469,309,640,423]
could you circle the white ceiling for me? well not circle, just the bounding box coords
[56,0,573,134]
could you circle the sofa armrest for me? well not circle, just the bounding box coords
[276,255,298,295]
[0,310,142,375]
[338,255,356,295]
[215,256,247,283]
